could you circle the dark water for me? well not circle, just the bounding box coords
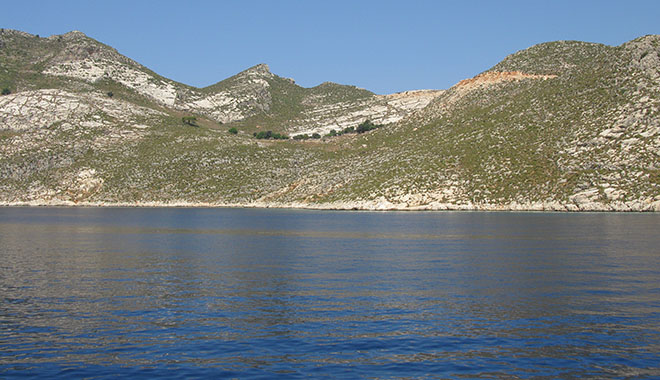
[1,208,659,379]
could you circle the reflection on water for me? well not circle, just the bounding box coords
[1,208,659,378]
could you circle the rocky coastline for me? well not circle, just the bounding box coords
[2,199,659,212]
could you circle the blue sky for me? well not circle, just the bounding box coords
[2,0,659,94]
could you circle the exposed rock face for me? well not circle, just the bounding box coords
[182,65,274,123]
[69,168,104,201]
[454,71,557,91]
[0,89,163,132]
[44,60,179,106]
[288,90,443,136]
[1,89,93,131]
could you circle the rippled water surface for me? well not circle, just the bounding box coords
[1,207,659,378]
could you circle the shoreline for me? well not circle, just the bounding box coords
[1,199,659,212]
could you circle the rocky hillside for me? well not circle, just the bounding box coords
[1,29,659,211]
[0,29,439,135]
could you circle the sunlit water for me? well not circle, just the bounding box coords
[1,207,659,379]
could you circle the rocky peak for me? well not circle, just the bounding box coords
[0,29,35,49]
[623,35,660,60]
[489,40,609,76]
[45,31,137,67]
[314,81,354,90]
[59,30,88,40]
[243,63,272,76]
[238,63,274,77]
[624,34,660,49]
[623,34,660,80]
[0,28,34,38]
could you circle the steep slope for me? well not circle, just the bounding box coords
[0,29,187,107]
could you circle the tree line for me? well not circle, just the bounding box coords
[223,119,383,140]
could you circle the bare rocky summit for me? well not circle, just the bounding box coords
[1,30,659,211]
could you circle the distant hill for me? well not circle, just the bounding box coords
[1,29,658,211]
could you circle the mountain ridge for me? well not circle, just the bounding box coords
[1,29,434,129]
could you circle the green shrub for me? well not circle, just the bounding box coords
[356,119,382,133]
[107,91,114,98]
[228,127,238,134]
[1,88,10,96]
[255,131,271,139]
[255,130,289,140]
[312,133,321,139]
[182,116,198,126]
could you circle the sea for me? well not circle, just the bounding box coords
[1,207,659,378]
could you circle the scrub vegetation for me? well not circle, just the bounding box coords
[1,29,659,211]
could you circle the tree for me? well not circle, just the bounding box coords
[107,91,114,98]
[228,127,238,134]
[1,88,10,96]
[356,119,381,133]
[255,131,272,139]
[254,130,290,140]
